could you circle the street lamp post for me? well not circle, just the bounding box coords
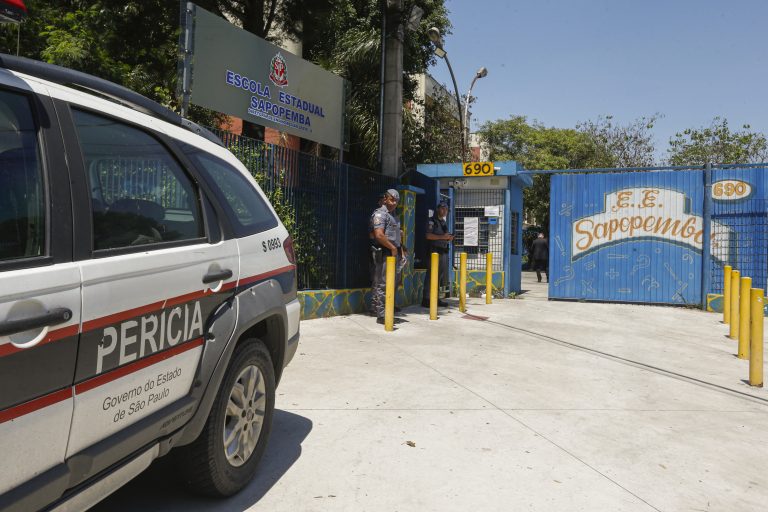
[463,67,488,160]
[428,27,465,162]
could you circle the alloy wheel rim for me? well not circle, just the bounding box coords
[223,364,266,467]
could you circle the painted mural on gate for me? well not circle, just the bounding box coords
[571,187,731,262]
[550,169,768,305]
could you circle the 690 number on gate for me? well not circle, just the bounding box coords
[463,161,495,176]
[712,179,752,201]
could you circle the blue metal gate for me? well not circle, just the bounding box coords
[548,166,768,305]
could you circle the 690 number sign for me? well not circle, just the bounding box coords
[463,161,495,177]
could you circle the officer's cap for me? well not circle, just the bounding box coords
[386,189,400,202]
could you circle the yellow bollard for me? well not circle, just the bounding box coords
[459,252,467,313]
[750,288,764,387]
[429,252,438,320]
[729,270,740,340]
[738,276,751,359]
[723,265,732,324]
[384,256,395,331]
[485,252,493,304]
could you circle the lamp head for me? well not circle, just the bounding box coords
[428,27,446,57]
[428,27,442,44]
[476,66,488,79]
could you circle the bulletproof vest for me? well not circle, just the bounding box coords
[427,215,449,251]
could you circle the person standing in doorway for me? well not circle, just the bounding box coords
[531,232,549,283]
[421,200,454,307]
[370,189,402,324]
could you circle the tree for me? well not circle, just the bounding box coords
[478,115,612,233]
[306,0,451,170]
[667,117,768,166]
[0,0,221,125]
[407,89,462,164]
[577,114,659,168]
[2,1,451,169]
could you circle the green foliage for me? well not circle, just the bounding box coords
[577,114,660,168]
[0,0,219,126]
[478,115,610,231]
[309,0,452,169]
[407,92,462,164]
[227,142,329,287]
[3,0,451,167]
[668,117,768,166]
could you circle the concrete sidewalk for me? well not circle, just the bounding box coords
[97,294,768,512]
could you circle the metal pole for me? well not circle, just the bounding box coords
[730,270,740,340]
[381,0,404,177]
[739,276,752,359]
[723,265,732,324]
[443,55,465,163]
[385,256,396,331]
[462,76,479,159]
[485,252,493,304]
[430,252,439,320]
[377,0,386,171]
[750,288,764,387]
[701,163,713,309]
[179,1,195,118]
[459,252,467,313]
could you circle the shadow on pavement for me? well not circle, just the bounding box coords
[92,410,312,511]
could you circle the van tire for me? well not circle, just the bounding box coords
[177,339,275,497]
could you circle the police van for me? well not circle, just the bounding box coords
[0,55,300,511]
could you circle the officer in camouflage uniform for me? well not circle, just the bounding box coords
[370,189,402,324]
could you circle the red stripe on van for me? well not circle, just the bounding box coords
[82,300,165,333]
[75,337,204,394]
[0,388,72,424]
[239,265,295,287]
[164,288,211,309]
[0,324,79,357]
[1,267,291,359]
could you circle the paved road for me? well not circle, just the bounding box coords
[95,292,768,512]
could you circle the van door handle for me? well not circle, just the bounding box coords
[202,269,233,284]
[0,308,73,337]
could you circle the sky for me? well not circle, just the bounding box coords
[427,0,768,161]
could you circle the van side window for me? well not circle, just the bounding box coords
[188,151,278,237]
[0,90,44,262]
[72,109,204,251]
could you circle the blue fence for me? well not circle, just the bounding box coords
[548,165,768,305]
[709,166,768,295]
[213,129,398,290]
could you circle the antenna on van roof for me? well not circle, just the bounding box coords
[0,53,223,147]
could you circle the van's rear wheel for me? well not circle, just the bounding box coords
[178,339,275,496]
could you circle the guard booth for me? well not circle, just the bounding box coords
[414,161,531,296]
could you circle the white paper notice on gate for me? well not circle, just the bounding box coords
[464,217,479,246]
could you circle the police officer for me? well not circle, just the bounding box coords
[370,189,403,324]
[421,200,454,307]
